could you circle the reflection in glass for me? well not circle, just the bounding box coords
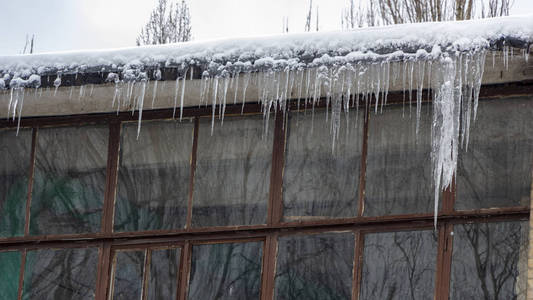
[456,98,533,210]
[147,248,181,300]
[115,120,193,232]
[360,230,437,300]
[450,221,528,299]
[283,111,363,221]
[275,232,355,300]
[0,251,21,299]
[30,125,108,235]
[111,250,145,300]
[22,248,98,300]
[188,241,263,299]
[192,116,273,227]
[0,129,31,238]
[365,105,434,216]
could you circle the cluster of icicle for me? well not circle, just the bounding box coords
[1,46,529,226]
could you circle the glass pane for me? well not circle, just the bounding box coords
[115,120,193,232]
[192,116,273,227]
[112,250,145,300]
[188,241,263,299]
[275,232,355,300]
[0,128,31,238]
[0,251,21,300]
[30,125,108,235]
[360,230,437,300]
[283,111,363,221]
[22,247,98,300]
[365,104,434,216]
[456,98,533,210]
[450,221,529,299]
[147,248,181,300]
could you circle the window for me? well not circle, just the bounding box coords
[0,94,530,299]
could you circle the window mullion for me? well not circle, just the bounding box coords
[268,112,286,225]
[177,241,192,300]
[23,128,37,237]
[351,231,364,300]
[435,222,454,300]
[16,249,26,300]
[186,117,199,230]
[358,105,370,217]
[103,121,121,234]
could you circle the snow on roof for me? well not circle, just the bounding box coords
[0,14,532,84]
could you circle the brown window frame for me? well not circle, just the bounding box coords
[0,84,531,300]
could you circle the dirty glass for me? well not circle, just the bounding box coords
[456,98,533,210]
[365,104,435,216]
[22,247,98,300]
[275,232,355,300]
[192,116,273,227]
[111,250,145,300]
[188,241,263,299]
[450,221,528,299]
[283,111,363,221]
[147,248,181,300]
[360,230,437,300]
[0,251,21,300]
[115,120,193,232]
[0,128,31,238]
[30,125,108,235]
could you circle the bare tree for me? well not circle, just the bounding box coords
[282,16,289,33]
[342,0,365,29]
[305,0,313,32]
[137,0,192,46]
[22,34,35,54]
[345,0,513,27]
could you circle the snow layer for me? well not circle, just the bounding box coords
[0,15,531,79]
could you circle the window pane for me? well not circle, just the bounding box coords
[188,241,263,299]
[115,120,193,232]
[147,248,181,300]
[456,98,533,210]
[275,232,355,300]
[283,111,363,221]
[360,230,437,300]
[192,116,273,227]
[0,251,21,300]
[22,247,98,300]
[0,129,31,238]
[365,105,434,216]
[30,125,108,235]
[111,250,145,300]
[450,221,528,299]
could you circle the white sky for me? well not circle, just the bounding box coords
[0,0,532,55]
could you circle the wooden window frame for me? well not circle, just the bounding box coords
[0,84,531,300]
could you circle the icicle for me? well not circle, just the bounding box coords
[233,73,239,105]
[431,57,457,229]
[211,77,219,135]
[78,85,84,100]
[415,60,425,137]
[151,80,158,108]
[172,77,180,119]
[7,87,13,119]
[221,73,229,123]
[241,72,250,114]
[136,81,147,139]
[180,72,187,121]
[16,88,25,135]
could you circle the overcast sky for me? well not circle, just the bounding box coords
[1,0,532,55]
